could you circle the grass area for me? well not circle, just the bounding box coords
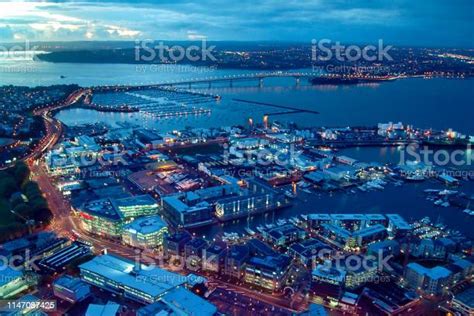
[0,162,52,240]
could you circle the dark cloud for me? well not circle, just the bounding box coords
[0,0,472,46]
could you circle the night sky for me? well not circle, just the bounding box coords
[0,0,473,46]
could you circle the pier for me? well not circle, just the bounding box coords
[232,98,320,115]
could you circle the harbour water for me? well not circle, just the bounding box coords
[1,58,474,238]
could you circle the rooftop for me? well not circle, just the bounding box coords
[454,285,474,309]
[247,255,291,272]
[161,287,217,316]
[407,263,452,280]
[79,254,186,298]
[353,224,386,237]
[85,301,120,316]
[53,275,87,291]
[123,215,167,235]
[81,198,121,221]
[386,214,412,230]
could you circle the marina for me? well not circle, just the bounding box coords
[90,87,218,118]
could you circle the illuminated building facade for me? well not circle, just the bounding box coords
[122,215,168,249]
[78,195,159,239]
[244,255,292,291]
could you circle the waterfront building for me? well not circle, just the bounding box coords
[335,155,357,166]
[163,231,192,258]
[377,122,405,138]
[330,214,369,231]
[79,254,199,304]
[322,165,357,181]
[163,180,288,226]
[387,214,412,237]
[122,216,168,249]
[307,213,392,232]
[162,194,213,228]
[262,224,307,247]
[410,238,456,259]
[53,275,91,303]
[225,245,250,279]
[364,214,389,227]
[289,239,332,267]
[352,225,388,247]
[321,223,388,248]
[404,263,452,295]
[367,240,400,257]
[215,179,288,221]
[307,214,332,228]
[244,255,292,291]
[321,223,352,246]
[304,171,329,185]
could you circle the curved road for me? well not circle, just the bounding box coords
[27,87,308,313]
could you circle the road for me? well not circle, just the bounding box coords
[26,89,308,314]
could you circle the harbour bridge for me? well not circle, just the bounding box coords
[158,71,321,88]
[91,72,324,92]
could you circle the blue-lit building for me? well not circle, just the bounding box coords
[244,255,292,291]
[78,194,159,238]
[203,242,227,273]
[79,254,201,304]
[262,224,307,246]
[215,179,288,221]
[163,230,192,258]
[53,275,91,303]
[404,263,452,295]
[122,215,168,249]
[225,245,250,279]
[184,238,208,268]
